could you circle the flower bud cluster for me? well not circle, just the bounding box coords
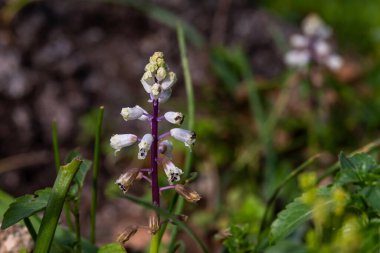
[284,14,343,71]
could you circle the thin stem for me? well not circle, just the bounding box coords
[90,106,104,243]
[160,185,176,192]
[74,201,82,253]
[142,175,152,184]
[150,233,160,253]
[23,217,37,242]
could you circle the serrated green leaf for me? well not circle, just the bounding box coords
[269,187,332,243]
[337,152,378,184]
[1,188,52,229]
[98,243,126,253]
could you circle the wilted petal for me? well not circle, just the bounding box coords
[175,184,201,203]
[115,168,140,194]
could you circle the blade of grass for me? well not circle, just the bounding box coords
[34,159,82,253]
[52,120,74,231]
[124,194,208,253]
[108,0,205,47]
[90,106,104,243]
[160,22,196,251]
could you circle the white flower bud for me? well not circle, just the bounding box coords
[151,83,161,99]
[164,111,184,125]
[162,159,183,184]
[110,134,138,154]
[284,50,310,68]
[159,140,173,159]
[120,105,145,121]
[138,134,153,159]
[302,14,331,39]
[141,71,155,93]
[156,67,167,81]
[170,128,196,149]
[325,54,343,71]
[145,63,158,74]
[290,34,308,48]
[161,72,177,90]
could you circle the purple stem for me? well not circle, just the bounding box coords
[151,99,160,207]
[160,185,176,192]
[159,132,170,140]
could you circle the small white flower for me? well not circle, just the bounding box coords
[290,34,308,48]
[120,105,145,121]
[138,107,150,121]
[284,50,310,68]
[162,159,183,184]
[138,134,153,160]
[159,140,173,159]
[110,134,138,154]
[161,72,177,90]
[151,83,161,99]
[158,88,171,103]
[325,54,343,71]
[141,71,155,93]
[156,67,167,81]
[164,112,184,125]
[170,128,196,149]
[314,40,330,58]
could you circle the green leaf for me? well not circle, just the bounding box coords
[65,151,92,197]
[98,243,126,253]
[359,186,380,213]
[337,152,378,184]
[269,187,332,243]
[34,158,82,253]
[1,188,52,229]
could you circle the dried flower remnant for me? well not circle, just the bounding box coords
[175,184,201,203]
[284,14,343,71]
[117,225,139,244]
[116,168,140,194]
[110,52,199,249]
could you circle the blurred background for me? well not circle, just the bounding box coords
[1,0,380,252]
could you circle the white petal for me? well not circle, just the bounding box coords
[284,50,310,68]
[158,88,172,103]
[162,159,183,184]
[164,111,184,125]
[314,40,330,58]
[161,72,177,90]
[120,105,145,121]
[170,128,196,149]
[110,134,138,153]
[290,34,308,48]
[138,134,153,159]
[325,54,343,71]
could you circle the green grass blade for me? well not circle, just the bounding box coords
[110,0,205,47]
[90,106,104,243]
[162,23,196,250]
[51,120,60,172]
[34,158,82,253]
